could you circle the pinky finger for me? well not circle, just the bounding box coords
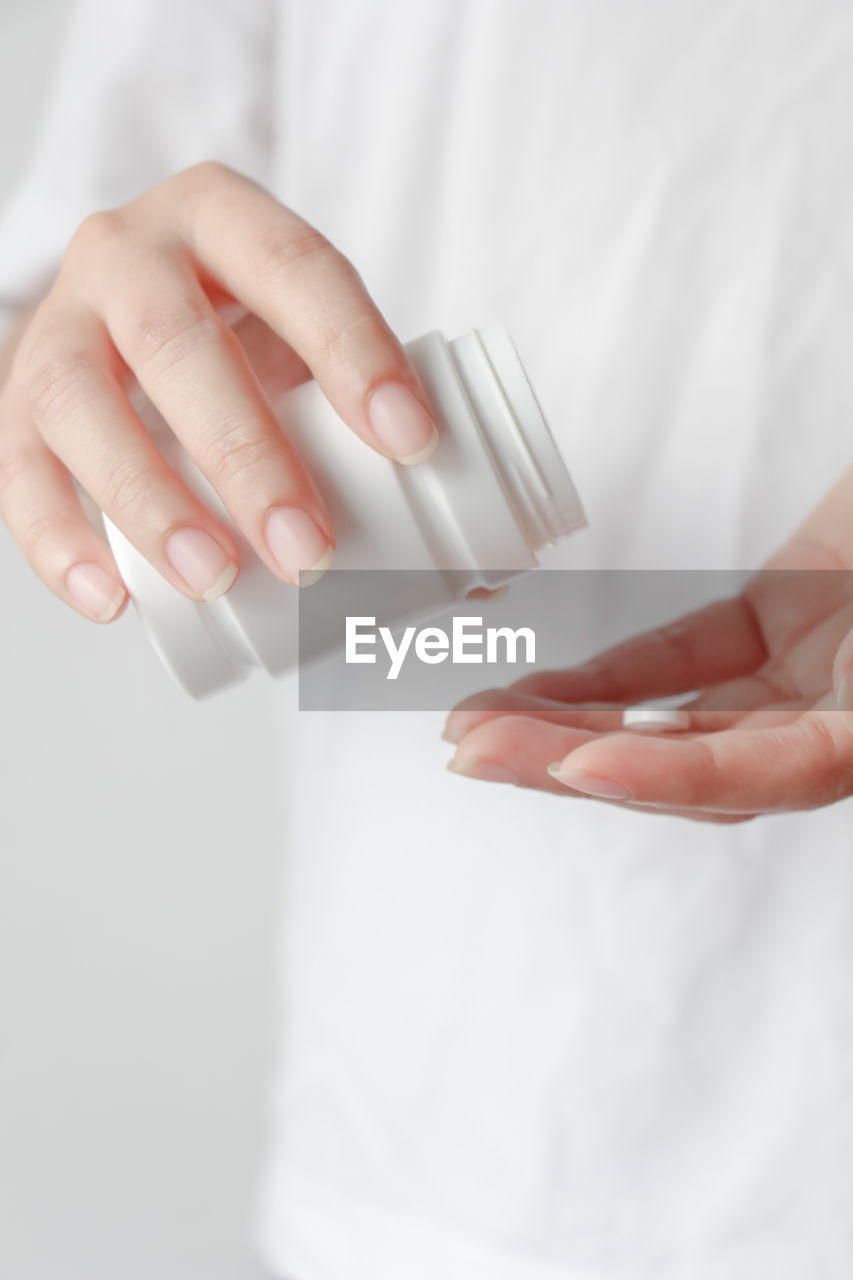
[0,411,128,624]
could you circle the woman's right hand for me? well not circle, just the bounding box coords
[0,162,438,622]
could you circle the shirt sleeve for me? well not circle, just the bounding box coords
[0,0,276,328]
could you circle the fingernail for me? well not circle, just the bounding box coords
[837,676,853,732]
[165,528,238,602]
[546,765,632,800]
[264,506,334,587]
[447,755,521,785]
[367,381,439,464]
[66,561,126,622]
[441,716,470,744]
[465,585,509,603]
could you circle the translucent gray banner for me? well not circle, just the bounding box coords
[296,569,853,710]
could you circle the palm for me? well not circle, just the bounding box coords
[443,533,853,820]
[682,541,853,724]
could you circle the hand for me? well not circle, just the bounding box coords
[442,470,853,821]
[0,163,438,623]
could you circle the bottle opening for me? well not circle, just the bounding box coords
[447,325,586,552]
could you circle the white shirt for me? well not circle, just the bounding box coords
[3,2,853,1276]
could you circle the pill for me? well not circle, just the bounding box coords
[622,705,692,732]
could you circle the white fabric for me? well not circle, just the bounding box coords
[3,2,853,1277]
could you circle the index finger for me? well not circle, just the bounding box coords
[171,163,439,465]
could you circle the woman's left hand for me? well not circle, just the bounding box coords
[442,470,853,822]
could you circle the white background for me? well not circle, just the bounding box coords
[0,3,279,1276]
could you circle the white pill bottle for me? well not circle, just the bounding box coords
[103,324,586,698]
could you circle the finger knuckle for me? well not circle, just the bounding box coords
[101,456,161,519]
[316,310,387,367]
[159,161,242,217]
[253,222,335,283]
[182,159,234,191]
[20,509,61,560]
[124,296,218,371]
[65,209,126,265]
[24,347,103,433]
[0,443,39,508]
[205,420,271,488]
